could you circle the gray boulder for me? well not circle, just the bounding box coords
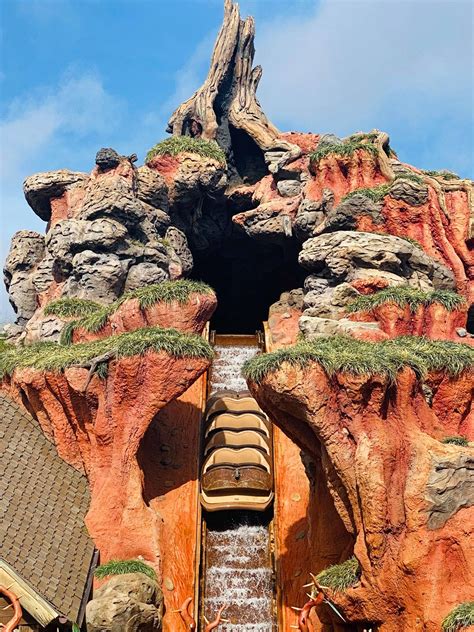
[3,231,45,323]
[64,251,129,303]
[23,170,89,221]
[124,263,169,293]
[299,231,455,290]
[426,453,474,529]
[86,572,163,632]
[389,177,429,206]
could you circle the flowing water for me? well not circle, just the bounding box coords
[203,512,275,631]
[203,341,276,631]
[210,344,260,394]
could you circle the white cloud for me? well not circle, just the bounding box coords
[0,73,122,182]
[252,0,473,174]
[0,71,122,322]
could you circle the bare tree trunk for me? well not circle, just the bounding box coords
[167,0,301,172]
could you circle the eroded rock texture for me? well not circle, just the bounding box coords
[248,364,474,631]
[2,2,473,631]
[86,572,163,632]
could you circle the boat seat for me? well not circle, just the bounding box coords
[205,413,270,438]
[202,447,271,473]
[206,396,264,418]
[204,430,271,455]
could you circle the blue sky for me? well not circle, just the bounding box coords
[0,0,473,322]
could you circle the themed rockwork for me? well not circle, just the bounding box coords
[2,1,473,631]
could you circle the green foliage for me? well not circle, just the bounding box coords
[424,169,461,181]
[242,335,474,384]
[442,602,474,632]
[44,298,101,318]
[72,624,81,632]
[393,171,424,184]
[310,140,378,165]
[0,338,11,354]
[94,559,157,581]
[316,556,360,592]
[119,279,214,310]
[442,436,469,446]
[0,326,213,378]
[59,280,214,345]
[346,286,466,314]
[146,136,226,165]
[341,173,425,204]
[347,132,379,143]
[342,184,391,203]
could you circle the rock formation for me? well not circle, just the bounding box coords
[2,1,473,631]
[245,345,473,631]
[86,572,163,632]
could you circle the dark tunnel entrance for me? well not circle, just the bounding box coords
[192,229,306,334]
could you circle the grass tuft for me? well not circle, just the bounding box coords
[44,298,102,318]
[0,326,214,379]
[310,140,378,165]
[94,559,157,581]
[146,136,226,165]
[242,335,474,384]
[341,184,391,203]
[341,173,425,204]
[442,436,469,447]
[442,602,474,632]
[346,286,466,314]
[58,280,214,344]
[424,170,461,181]
[316,556,360,593]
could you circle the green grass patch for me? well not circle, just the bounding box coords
[316,556,360,592]
[442,436,469,447]
[341,173,425,204]
[310,140,378,165]
[341,184,391,203]
[242,335,474,384]
[146,136,226,165]
[0,326,213,378]
[346,286,466,314]
[0,338,11,354]
[442,602,474,632]
[424,170,461,181]
[44,298,102,318]
[58,280,214,344]
[94,559,157,581]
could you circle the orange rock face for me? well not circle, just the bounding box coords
[5,351,210,572]
[248,363,474,631]
[349,303,470,343]
[72,292,217,343]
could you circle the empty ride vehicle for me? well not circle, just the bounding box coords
[200,392,274,512]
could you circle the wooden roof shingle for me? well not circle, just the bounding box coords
[0,393,95,624]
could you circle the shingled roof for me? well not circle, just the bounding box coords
[0,393,95,625]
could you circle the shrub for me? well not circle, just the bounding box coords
[59,280,214,345]
[44,298,101,318]
[442,436,469,447]
[310,140,378,165]
[94,559,156,581]
[442,602,474,632]
[316,556,360,592]
[346,286,466,314]
[146,136,226,165]
[424,170,461,181]
[242,335,474,384]
[0,326,214,378]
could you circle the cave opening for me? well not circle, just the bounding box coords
[191,228,306,334]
